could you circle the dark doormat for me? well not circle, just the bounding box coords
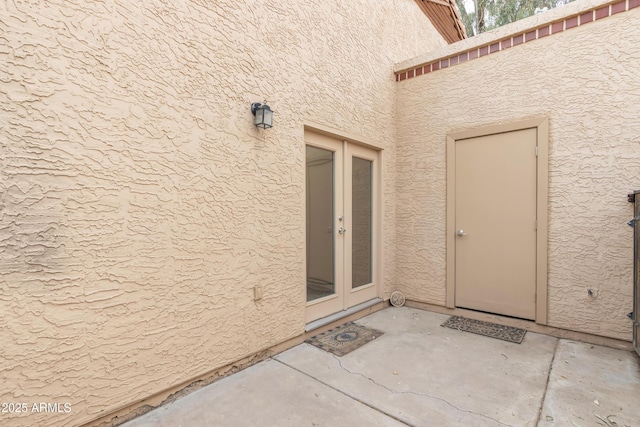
[306,322,384,356]
[441,316,527,344]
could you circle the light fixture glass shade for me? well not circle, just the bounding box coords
[252,102,273,129]
[261,106,273,129]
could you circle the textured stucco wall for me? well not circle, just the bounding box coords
[396,2,640,340]
[0,0,446,424]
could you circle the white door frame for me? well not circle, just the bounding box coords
[304,126,383,324]
[446,116,549,324]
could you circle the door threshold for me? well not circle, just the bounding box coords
[305,298,383,332]
[456,306,535,322]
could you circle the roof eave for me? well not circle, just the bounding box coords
[414,0,467,44]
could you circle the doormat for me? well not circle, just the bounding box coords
[441,316,526,344]
[306,322,384,357]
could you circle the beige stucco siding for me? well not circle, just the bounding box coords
[0,1,446,425]
[396,5,640,340]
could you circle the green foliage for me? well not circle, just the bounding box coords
[455,0,576,36]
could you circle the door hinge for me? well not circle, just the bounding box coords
[535,220,538,230]
[535,146,538,157]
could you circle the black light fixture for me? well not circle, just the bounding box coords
[251,100,274,129]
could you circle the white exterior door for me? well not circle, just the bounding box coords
[305,132,379,323]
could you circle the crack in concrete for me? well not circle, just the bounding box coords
[274,358,413,426]
[331,354,513,427]
[535,337,560,426]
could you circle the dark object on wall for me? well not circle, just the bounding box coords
[251,101,273,129]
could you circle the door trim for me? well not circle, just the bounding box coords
[446,116,549,324]
[304,128,383,324]
[304,121,385,150]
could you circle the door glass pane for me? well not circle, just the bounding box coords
[306,146,335,301]
[352,157,372,288]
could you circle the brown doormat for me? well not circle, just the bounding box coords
[306,322,384,357]
[441,316,526,344]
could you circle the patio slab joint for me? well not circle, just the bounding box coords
[273,357,413,427]
[330,354,514,427]
[535,337,560,425]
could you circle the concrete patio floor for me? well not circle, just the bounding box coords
[123,307,640,427]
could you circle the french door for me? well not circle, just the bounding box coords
[305,132,379,323]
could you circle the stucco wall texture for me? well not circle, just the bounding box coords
[396,4,640,341]
[0,0,446,425]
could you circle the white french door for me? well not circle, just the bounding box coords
[305,132,379,323]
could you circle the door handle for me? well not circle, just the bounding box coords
[338,227,347,235]
[456,229,467,236]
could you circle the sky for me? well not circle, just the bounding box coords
[462,0,475,14]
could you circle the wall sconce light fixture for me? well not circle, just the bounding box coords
[251,101,274,129]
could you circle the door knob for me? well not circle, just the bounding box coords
[456,229,467,236]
